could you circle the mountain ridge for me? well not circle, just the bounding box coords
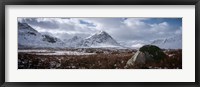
[150,34,182,49]
[18,22,123,48]
[18,22,182,49]
[18,22,65,48]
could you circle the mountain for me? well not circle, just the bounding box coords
[18,22,65,48]
[79,31,122,48]
[62,31,123,48]
[64,36,84,47]
[18,22,123,49]
[18,22,182,50]
[151,35,182,49]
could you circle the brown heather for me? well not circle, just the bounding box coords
[18,49,182,69]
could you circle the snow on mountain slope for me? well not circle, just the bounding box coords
[18,23,123,49]
[151,35,182,49]
[64,36,84,47]
[18,22,65,48]
[80,31,122,48]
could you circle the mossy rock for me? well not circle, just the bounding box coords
[139,45,166,62]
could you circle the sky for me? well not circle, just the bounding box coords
[18,18,182,47]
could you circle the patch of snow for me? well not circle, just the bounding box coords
[131,43,144,48]
[19,50,96,56]
[18,50,52,53]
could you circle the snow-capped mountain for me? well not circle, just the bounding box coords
[18,21,182,50]
[79,31,122,48]
[18,23,123,49]
[62,31,123,48]
[151,35,182,49]
[18,22,65,48]
[64,36,84,47]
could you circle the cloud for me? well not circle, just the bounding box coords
[18,18,97,34]
[18,18,60,29]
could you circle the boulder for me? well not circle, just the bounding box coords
[125,45,166,68]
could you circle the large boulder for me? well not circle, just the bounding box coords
[125,45,166,68]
